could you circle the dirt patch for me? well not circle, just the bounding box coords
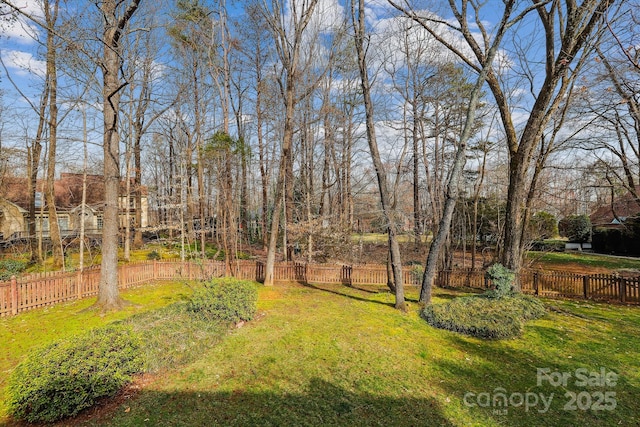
[56,373,157,427]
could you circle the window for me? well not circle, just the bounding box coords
[35,192,43,208]
[97,216,103,230]
[39,217,50,231]
[58,216,69,233]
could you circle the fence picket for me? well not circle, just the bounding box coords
[2,261,639,317]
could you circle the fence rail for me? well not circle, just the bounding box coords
[1,260,638,317]
[436,269,640,304]
[0,260,421,317]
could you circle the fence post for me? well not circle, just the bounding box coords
[620,277,627,303]
[77,270,83,300]
[533,272,539,296]
[583,275,589,299]
[153,259,158,280]
[11,275,18,315]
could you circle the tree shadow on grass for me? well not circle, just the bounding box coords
[71,377,454,427]
[301,282,421,307]
[303,283,396,308]
[425,322,640,427]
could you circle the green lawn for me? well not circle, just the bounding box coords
[528,251,640,270]
[2,283,640,426]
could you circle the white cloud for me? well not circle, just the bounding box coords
[310,0,344,33]
[2,49,46,78]
[1,0,43,44]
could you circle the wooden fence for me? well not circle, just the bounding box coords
[2,261,638,317]
[0,260,422,317]
[436,269,640,304]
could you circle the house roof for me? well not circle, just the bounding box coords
[1,173,147,211]
[589,191,640,227]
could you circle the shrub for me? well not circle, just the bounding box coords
[7,324,143,423]
[528,211,558,240]
[422,294,546,340]
[146,249,161,260]
[558,214,592,243]
[187,277,258,323]
[0,259,28,281]
[530,240,565,252]
[484,263,515,299]
[508,294,548,320]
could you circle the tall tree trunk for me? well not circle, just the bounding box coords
[45,0,63,270]
[27,93,47,263]
[353,0,405,310]
[262,0,320,285]
[412,101,421,247]
[97,0,142,310]
[471,143,488,270]
[398,0,516,304]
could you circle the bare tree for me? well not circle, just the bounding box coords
[1,0,63,265]
[391,0,615,286]
[42,0,64,269]
[96,0,142,310]
[389,0,537,302]
[583,3,640,209]
[351,0,406,309]
[259,0,320,286]
[235,5,275,250]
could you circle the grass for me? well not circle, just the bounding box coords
[2,282,640,426]
[528,251,640,270]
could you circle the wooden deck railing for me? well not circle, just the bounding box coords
[2,260,638,317]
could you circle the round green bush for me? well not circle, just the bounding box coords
[187,277,258,323]
[8,324,143,423]
[422,294,546,339]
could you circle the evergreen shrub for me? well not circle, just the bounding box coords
[8,324,143,423]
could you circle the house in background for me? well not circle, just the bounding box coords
[589,190,640,230]
[589,189,640,256]
[0,173,148,241]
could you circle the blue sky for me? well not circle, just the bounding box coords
[0,0,565,167]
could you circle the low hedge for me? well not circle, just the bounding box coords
[422,294,546,339]
[7,324,144,423]
[8,278,261,423]
[187,277,258,323]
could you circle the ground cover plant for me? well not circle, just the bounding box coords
[7,324,144,423]
[2,277,258,424]
[422,264,547,339]
[0,281,195,423]
[422,294,547,339]
[187,277,258,323]
[2,281,639,426]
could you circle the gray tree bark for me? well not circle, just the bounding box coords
[97,0,142,310]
